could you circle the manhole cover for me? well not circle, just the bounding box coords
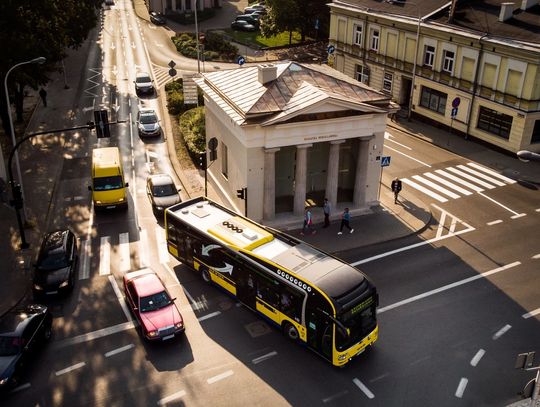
[245,321,271,338]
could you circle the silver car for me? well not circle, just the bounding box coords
[137,109,161,137]
[134,72,155,95]
[146,174,181,213]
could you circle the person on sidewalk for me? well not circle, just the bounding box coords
[391,177,402,204]
[39,88,48,107]
[301,206,316,236]
[338,208,354,235]
[322,198,331,228]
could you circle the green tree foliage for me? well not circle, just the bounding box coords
[171,32,237,62]
[179,107,206,155]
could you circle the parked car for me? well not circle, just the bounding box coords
[123,269,185,341]
[146,174,181,213]
[149,11,166,25]
[0,304,52,390]
[231,20,257,32]
[244,5,266,14]
[235,14,260,28]
[33,229,78,298]
[104,0,114,5]
[137,108,161,137]
[134,72,155,96]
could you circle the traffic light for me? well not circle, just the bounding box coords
[236,188,246,200]
[94,109,110,138]
[199,151,206,169]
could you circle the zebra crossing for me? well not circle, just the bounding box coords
[79,227,170,280]
[152,64,176,89]
[402,162,516,203]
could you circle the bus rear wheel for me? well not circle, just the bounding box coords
[283,322,299,341]
[201,267,211,283]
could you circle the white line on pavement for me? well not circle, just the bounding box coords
[436,212,447,239]
[478,192,521,216]
[466,162,516,184]
[54,321,136,348]
[119,232,131,273]
[378,262,521,313]
[457,165,506,186]
[401,178,448,202]
[55,362,86,376]
[510,213,527,219]
[492,324,512,340]
[352,378,375,399]
[455,378,468,398]
[10,383,31,393]
[105,344,135,358]
[322,390,349,403]
[413,175,461,199]
[139,229,149,268]
[207,370,234,384]
[487,220,503,226]
[532,254,540,260]
[80,240,90,280]
[108,275,133,322]
[198,311,221,322]
[470,349,485,367]
[424,172,473,195]
[446,167,495,189]
[156,227,169,264]
[385,145,432,167]
[157,390,186,406]
[522,308,540,319]
[384,132,412,150]
[252,351,278,364]
[99,236,111,276]
[435,169,485,192]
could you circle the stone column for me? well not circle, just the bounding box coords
[353,136,375,207]
[263,148,280,220]
[293,144,312,216]
[325,140,345,209]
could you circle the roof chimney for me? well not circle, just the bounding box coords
[499,2,514,21]
[520,0,536,10]
[258,64,277,85]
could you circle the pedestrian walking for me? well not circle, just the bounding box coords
[338,208,354,235]
[391,177,402,204]
[39,88,47,107]
[301,206,316,236]
[322,198,331,228]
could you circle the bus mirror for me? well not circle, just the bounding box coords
[125,182,129,187]
[88,185,92,191]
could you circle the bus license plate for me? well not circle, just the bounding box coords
[106,205,115,209]
[162,334,174,341]
[46,291,58,295]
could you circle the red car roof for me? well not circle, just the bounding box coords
[131,272,165,297]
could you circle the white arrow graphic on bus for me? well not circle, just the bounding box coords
[202,244,221,256]
[215,263,233,275]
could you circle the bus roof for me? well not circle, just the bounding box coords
[167,199,366,299]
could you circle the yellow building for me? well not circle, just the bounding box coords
[328,0,540,153]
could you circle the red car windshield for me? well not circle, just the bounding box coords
[139,291,172,312]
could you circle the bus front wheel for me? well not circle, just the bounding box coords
[283,322,299,341]
[201,267,211,283]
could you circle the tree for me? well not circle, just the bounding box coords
[0,0,102,140]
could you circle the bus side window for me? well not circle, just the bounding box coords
[167,223,177,245]
[280,286,303,322]
[256,273,280,309]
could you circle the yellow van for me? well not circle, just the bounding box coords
[89,147,129,209]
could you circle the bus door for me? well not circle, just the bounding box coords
[167,222,194,267]
[306,309,333,361]
[233,260,257,310]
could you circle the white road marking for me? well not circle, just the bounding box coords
[510,213,526,219]
[198,311,221,322]
[492,324,512,340]
[378,262,521,313]
[478,192,521,216]
[252,351,278,364]
[108,275,133,322]
[412,175,461,199]
[522,308,540,319]
[384,132,412,150]
[458,164,506,186]
[401,178,448,202]
[455,378,468,398]
[353,378,375,399]
[105,344,135,358]
[80,240,91,280]
[424,172,473,196]
[99,236,111,275]
[532,254,540,260]
[139,229,149,268]
[449,217,457,234]
[436,212,447,239]
[119,232,131,273]
[470,349,485,367]
[322,390,349,403]
[446,167,496,189]
[487,220,503,226]
[156,227,169,264]
[55,362,86,376]
[157,390,186,406]
[207,370,234,384]
[435,169,484,192]
[536,208,540,212]
[55,321,136,348]
[10,383,31,393]
[466,162,516,184]
[385,145,431,167]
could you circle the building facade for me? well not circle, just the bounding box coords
[328,0,540,153]
[148,0,219,14]
[195,62,397,225]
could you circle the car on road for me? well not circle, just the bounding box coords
[137,108,161,137]
[150,11,166,25]
[104,0,114,5]
[146,173,181,213]
[231,20,257,32]
[123,269,185,341]
[244,5,266,14]
[32,229,78,298]
[235,14,260,28]
[0,304,52,390]
[134,72,155,96]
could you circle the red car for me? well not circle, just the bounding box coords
[123,269,185,341]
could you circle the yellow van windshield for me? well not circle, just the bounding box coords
[94,176,123,191]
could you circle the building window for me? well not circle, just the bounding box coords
[420,86,447,115]
[442,50,455,74]
[353,24,362,46]
[532,120,540,144]
[477,106,513,139]
[424,45,435,67]
[370,29,379,51]
[355,65,369,84]
[383,72,393,92]
[221,142,228,178]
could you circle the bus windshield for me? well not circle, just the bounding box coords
[335,296,377,351]
[94,176,123,191]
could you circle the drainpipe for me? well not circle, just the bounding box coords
[466,33,488,140]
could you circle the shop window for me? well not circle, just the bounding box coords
[477,106,513,139]
[420,86,447,115]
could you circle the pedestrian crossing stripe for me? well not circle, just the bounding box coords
[402,162,516,203]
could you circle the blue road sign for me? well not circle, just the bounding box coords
[237,56,246,66]
[381,156,391,167]
[327,45,335,54]
[452,97,461,108]
[451,107,458,118]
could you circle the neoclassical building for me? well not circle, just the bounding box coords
[195,62,397,225]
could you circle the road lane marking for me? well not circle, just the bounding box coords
[385,145,431,167]
[466,163,516,184]
[384,132,412,150]
[55,362,86,376]
[470,349,485,367]
[413,175,461,199]
[536,208,540,212]
[54,321,136,348]
[487,220,503,226]
[252,351,278,364]
[446,167,496,189]
[99,236,111,275]
[492,324,512,340]
[478,192,521,216]
[510,213,526,219]
[108,275,133,322]
[119,232,131,273]
[322,390,349,403]
[401,178,448,202]
[455,378,468,398]
[207,370,234,384]
[522,308,540,319]
[105,343,135,358]
[80,239,91,280]
[198,311,221,322]
[353,378,375,399]
[435,169,484,192]
[157,390,186,406]
[11,383,31,393]
[458,164,506,186]
[532,254,540,260]
[436,212,447,239]
[156,227,169,264]
[139,229,149,268]
[377,262,521,313]
[424,172,473,195]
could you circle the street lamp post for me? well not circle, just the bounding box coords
[194,0,201,74]
[408,14,422,121]
[3,56,46,238]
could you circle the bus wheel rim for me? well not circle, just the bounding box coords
[285,323,298,340]
[201,268,210,282]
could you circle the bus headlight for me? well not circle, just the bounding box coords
[338,354,348,361]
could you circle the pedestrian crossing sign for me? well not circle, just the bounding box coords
[381,156,391,167]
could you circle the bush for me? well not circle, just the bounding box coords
[167,92,185,115]
[180,107,206,155]
[165,79,183,93]
[172,31,238,61]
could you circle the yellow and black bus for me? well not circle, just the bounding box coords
[164,197,378,366]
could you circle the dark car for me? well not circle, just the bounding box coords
[0,304,52,390]
[33,229,78,298]
[146,174,181,213]
[150,11,166,25]
[235,14,260,28]
[231,20,257,32]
